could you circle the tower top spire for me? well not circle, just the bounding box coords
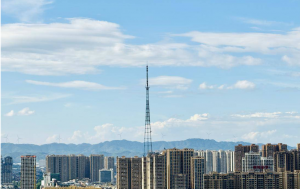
[146,65,149,88]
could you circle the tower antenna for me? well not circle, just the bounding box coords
[144,65,153,156]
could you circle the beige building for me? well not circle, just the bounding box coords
[191,156,205,189]
[262,143,287,158]
[117,157,131,189]
[90,155,105,182]
[21,155,36,189]
[234,144,259,172]
[282,170,300,189]
[274,150,300,172]
[117,156,143,189]
[165,148,194,189]
[105,157,115,170]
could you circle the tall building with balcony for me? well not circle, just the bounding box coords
[117,156,143,189]
[46,155,69,182]
[90,154,104,182]
[262,143,288,157]
[234,144,259,172]
[21,155,36,189]
[242,152,261,172]
[274,150,300,172]
[1,156,13,184]
[225,150,234,173]
[191,156,205,189]
[142,153,166,189]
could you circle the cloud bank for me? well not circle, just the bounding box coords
[3,19,299,76]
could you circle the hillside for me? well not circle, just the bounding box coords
[1,138,292,163]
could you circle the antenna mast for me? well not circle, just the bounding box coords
[144,65,152,156]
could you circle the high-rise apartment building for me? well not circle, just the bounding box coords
[262,143,288,157]
[197,150,234,174]
[206,150,213,174]
[21,155,36,189]
[90,154,104,182]
[46,155,70,182]
[182,148,194,189]
[85,156,90,179]
[141,152,166,189]
[191,156,205,189]
[242,152,274,173]
[77,154,87,180]
[212,151,219,173]
[69,154,77,180]
[297,143,300,151]
[117,156,143,189]
[225,150,234,173]
[261,156,274,172]
[274,150,300,172]
[282,170,300,189]
[1,156,13,184]
[234,144,259,172]
[218,150,227,173]
[131,157,143,189]
[165,148,194,189]
[117,157,131,189]
[242,152,261,172]
[105,156,115,170]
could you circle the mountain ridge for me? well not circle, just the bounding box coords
[1,138,295,163]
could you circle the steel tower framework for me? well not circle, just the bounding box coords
[144,65,152,156]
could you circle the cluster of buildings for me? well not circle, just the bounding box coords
[116,143,300,189]
[1,143,300,189]
[43,154,115,187]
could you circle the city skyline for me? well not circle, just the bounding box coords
[2,0,300,145]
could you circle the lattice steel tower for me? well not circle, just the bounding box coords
[144,65,152,156]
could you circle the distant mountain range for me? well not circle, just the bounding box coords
[1,138,295,163]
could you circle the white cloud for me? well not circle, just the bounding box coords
[242,130,277,141]
[1,0,53,22]
[199,80,255,90]
[18,108,35,115]
[237,17,287,26]
[189,114,208,121]
[68,131,84,142]
[231,112,300,119]
[1,18,271,76]
[232,112,282,118]
[218,85,225,90]
[64,103,73,108]
[66,111,300,145]
[26,80,125,90]
[231,80,256,90]
[4,110,14,117]
[148,76,192,90]
[3,93,71,104]
[177,28,300,66]
[199,82,214,89]
[46,134,58,143]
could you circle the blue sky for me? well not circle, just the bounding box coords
[1,0,300,146]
